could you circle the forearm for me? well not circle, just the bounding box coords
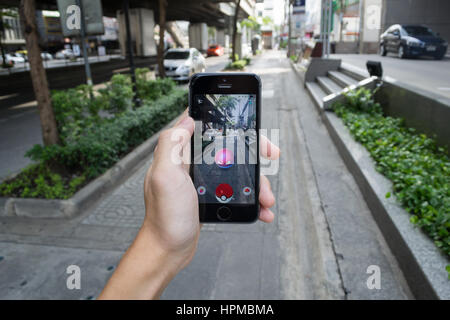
[98,225,178,300]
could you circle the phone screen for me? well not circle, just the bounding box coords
[192,94,257,205]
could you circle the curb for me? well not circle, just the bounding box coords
[0,115,181,219]
[290,59,450,299]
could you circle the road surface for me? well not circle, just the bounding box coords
[331,53,450,99]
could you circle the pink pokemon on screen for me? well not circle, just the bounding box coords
[215,148,234,168]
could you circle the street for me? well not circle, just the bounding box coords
[0,50,412,299]
[331,53,450,99]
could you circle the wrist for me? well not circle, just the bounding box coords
[99,224,180,300]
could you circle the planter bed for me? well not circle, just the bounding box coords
[322,89,449,299]
[0,88,187,218]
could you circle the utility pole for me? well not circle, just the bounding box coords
[123,0,140,106]
[327,0,332,57]
[287,0,291,57]
[75,0,92,86]
[358,0,365,54]
[19,0,60,146]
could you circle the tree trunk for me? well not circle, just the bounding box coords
[0,34,7,67]
[231,0,241,62]
[19,0,60,146]
[158,0,167,78]
[0,15,7,67]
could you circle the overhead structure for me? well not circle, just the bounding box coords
[2,0,254,28]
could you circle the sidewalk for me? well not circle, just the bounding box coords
[0,50,412,299]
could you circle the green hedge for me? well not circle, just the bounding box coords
[0,89,187,199]
[224,57,251,71]
[51,69,176,143]
[333,88,450,267]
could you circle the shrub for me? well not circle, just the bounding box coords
[0,89,187,199]
[225,59,247,70]
[52,84,103,141]
[98,73,134,114]
[333,88,450,265]
[51,70,178,143]
[135,68,176,101]
[27,89,187,180]
[0,164,86,200]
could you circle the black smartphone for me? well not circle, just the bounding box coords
[189,73,261,223]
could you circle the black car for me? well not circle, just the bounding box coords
[379,24,448,60]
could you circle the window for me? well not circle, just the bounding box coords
[164,51,190,60]
[403,26,436,37]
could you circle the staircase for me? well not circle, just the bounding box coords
[305,64,376,110]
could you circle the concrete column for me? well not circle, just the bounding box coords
[117,8,157,57]
[216,29,226,46]
[234,32,242,59]
[188,22,208,52]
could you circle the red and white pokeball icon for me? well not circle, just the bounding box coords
[215,183,233,203]
[243,187,252,196]
[197,186,206,195]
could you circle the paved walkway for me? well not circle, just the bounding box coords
[0,50,412,299]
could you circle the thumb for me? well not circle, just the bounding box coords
[153,116,194,168]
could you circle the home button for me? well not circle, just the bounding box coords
[216,207,232,221]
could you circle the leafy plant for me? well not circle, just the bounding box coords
[135,68,175,101]
[0,164,85,200]
[98,73,134,114]
[333,88,450,265]
[51,84,103,142]
[0,89,187,199]
[224,59,247,70]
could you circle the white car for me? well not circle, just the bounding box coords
[55,49,75,59]
[5,53,26,64]
[41,52,53,61]
[161,48,206,81]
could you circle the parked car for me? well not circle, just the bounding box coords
[161,48,206,81]
[41,52,53,61]
[55,49,75,59]
[206,44,224,56]
[380,24,448,60]
[4,53,26,64]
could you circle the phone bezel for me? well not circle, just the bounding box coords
[189,73,261,223]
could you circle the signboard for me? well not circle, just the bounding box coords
[72,44,80,56]
[293,0,306,14]
[98,46,106,56]
[57,0,104,37]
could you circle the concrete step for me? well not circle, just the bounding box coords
[328,70,359,88]
[339,64,369,82]
[306,81,328,109]
[317,76,344,95]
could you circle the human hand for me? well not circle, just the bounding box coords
[99,111,280,299]
[142,111,280,273]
